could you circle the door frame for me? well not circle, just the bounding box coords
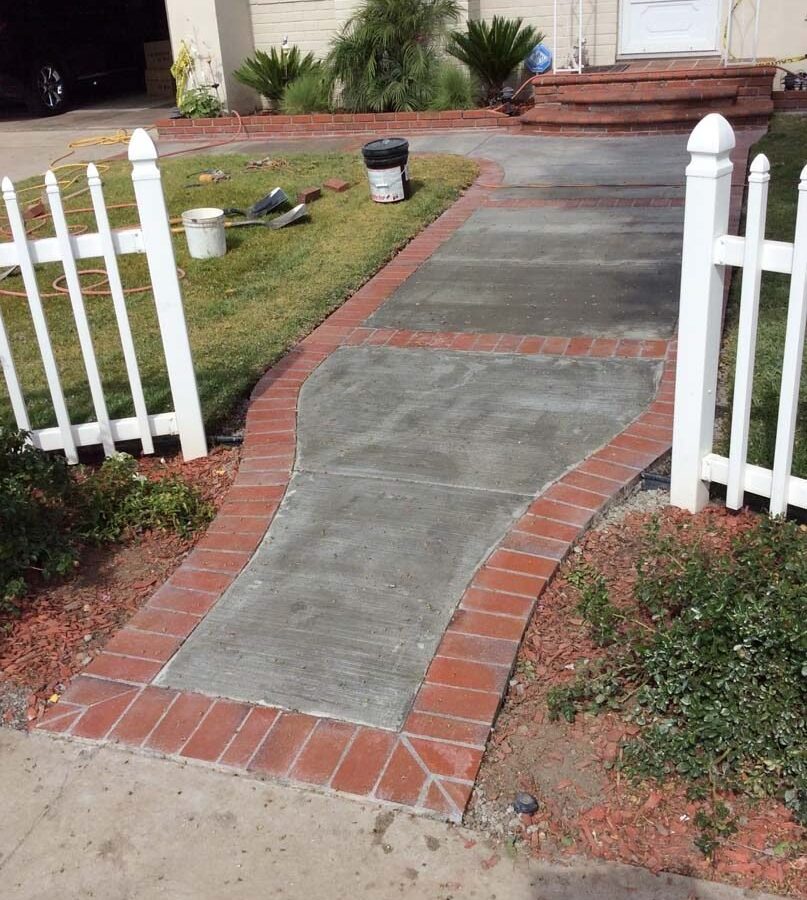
[617,0,724,58]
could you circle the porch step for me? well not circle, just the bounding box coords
[521,64,776,134]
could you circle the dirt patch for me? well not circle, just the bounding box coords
[467,491,805,897]
[0,445,240,728]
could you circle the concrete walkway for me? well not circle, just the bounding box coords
[157,132,683,726]
[0,729,781,900]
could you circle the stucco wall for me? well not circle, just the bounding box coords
[165,0,257,111]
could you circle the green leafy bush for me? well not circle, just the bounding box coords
[0,434,213,610]
[73,454,213,543]
[281,70,331,114]
[328,0,460,112]
[447,16,541,102]
[178,87,222,119]
[428,62,477,110]
[547,514,807,827]
[0,430,75,610]
[234,46,319,105]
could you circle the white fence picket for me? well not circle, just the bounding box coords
[770,165,807,516]
[725,153,769,509]
[0,304,31,435]
[671,115,807,517]
[0,128,206,463]
[44,170,116,458]
[129,129,207,461]
[86,163,154,455]
[1,176,78,463]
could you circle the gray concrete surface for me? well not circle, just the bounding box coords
[159,349,659,727]
[0,730,782,900]
[368,206,683,338]
[0,94,170,181]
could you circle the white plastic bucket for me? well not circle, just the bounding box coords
[182,207,227,259]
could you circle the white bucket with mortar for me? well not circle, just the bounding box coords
[182,207,227,259]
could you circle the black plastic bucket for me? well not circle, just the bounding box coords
[361,137,410,203]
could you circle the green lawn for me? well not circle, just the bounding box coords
[721,115,807,476]
[0,151,476,432]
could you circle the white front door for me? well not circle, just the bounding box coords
[619,0,722,55]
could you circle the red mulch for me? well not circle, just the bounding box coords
[0,445,240,729]
[471,505,805,898]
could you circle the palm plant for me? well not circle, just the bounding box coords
[447,17,541,103]
[428,63,477,110]
[234,46,319,105]
[328,0,460,113]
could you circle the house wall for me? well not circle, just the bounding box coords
[165,0,257,111]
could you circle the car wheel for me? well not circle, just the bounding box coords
[26,60,69,116]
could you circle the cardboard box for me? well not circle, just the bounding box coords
[145,69,175,101]
[144,40,172,72]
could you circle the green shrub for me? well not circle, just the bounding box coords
[0,435,214,610]
[73,454,214,543]
[0,430,75,610]
[234,46,319,105]
[447,16,541,102]
[178,87,222,119]
[428,63,477,110]
[281,70,331,114]
[549,515,807,826]
[328,0,460,112]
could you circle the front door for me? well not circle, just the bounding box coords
[619,0,721,55]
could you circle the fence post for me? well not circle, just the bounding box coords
[670,114,735,512]
[128,129,207,461]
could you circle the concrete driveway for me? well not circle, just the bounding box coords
[0,93,170,181]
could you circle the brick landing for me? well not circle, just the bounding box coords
[36,136,753,821]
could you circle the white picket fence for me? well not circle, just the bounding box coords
[671,113,807,516]
[0,129,206,463]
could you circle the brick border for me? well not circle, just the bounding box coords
[37,136,748,821]
[156,109,519,142]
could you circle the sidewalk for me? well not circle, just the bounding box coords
[34,129,760,824]
[0,729,782,900]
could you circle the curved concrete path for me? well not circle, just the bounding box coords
[158,133,685,725]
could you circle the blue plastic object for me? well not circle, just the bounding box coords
[525,43,553,75]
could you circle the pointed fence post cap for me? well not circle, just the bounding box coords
[128,128,159,163]
[1,176,14,194]
[687,113,736,156]
[44,170,59,188]
[800,163,807,188]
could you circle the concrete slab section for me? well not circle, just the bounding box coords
[368,206,683,338]
[298,347,661,494]
[467,133,690,187]
[159,348,659,728]
[158,471,522,728]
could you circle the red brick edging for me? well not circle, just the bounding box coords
[37,158,675,822]
[156,109,520,141]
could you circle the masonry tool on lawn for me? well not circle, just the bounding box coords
[223,187,288,217]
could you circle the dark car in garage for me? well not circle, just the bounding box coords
[0,0,169,116]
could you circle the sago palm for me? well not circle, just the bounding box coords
[328,0,460,112]
[447,17,541,102]
[234,46,319,104]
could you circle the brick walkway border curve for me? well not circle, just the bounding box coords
[37,144,750,822]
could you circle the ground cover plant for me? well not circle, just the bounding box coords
[721,114,807,475]
[0,151,476,433]
[0,430,212,610]
[471,503,805,896]
[550,514,805,827]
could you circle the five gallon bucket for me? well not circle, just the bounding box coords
[182,207,227,259]
[362,138,410,203]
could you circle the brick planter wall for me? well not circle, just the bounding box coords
[156,109,521,141]
[773,91,807,111]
